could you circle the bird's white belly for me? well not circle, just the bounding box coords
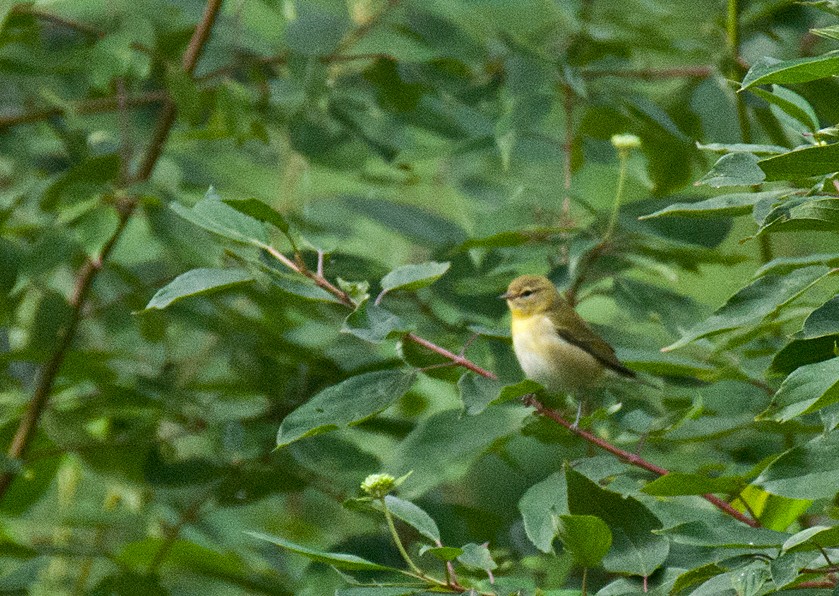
[511,314,603,393]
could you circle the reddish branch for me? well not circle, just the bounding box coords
[259,238,760,529]
[0,0,225,501]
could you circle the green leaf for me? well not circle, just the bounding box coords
[664,266,833,351]
[342,302,407,344]
[697,142,789,154]
[782,525,839,552]
[335,589,419,596]
[221,198,290,233]
[771,336,839,376]
[758,197,839,233]
[418,545,462,561]
[40,154,120,210]
[749,85,819,133]
[740,51,839,90]
[457,542,497,572]
[458,373,503,416]
[246,532,396,571]
[671,564,727,596]
[811,23,839,41]
[171,188,267,245]
[493,379,544,405]
[340,197,467,248]
[755,253,839,277]
[519,472,568,553]
[276,370,417,448]
[796,296,839,339]
[756,432,839,499]
[639,190,788,219]
[657,520,786,549]
[556,515,612,568]
[759,144,839,180]
[143,268,254,311]
[379,262,451,295]
[770,357,839,422]
[641,473,742,496]
[383,495,440,543]
[565,467,668,576]
[695,152,765,187]
[285,8,349,56]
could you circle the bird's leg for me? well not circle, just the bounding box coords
[572,399,583,429]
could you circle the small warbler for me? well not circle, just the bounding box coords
[500,275,637,422]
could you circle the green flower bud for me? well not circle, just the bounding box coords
[360,473,396,498]
[611,133,642,151]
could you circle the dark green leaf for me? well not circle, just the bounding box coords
[741,51,839,90]
[796,296,839,339]
[757,432,839,499]
[565,467,668,576]
[171,187,267,245]
[40,154,120,210]
[695,153,765,187]
[758,197,839,233]
[638,190,789,220]
[458,373,502,416]
[641,473,742,496]
[222,198,290,233]
[276,370,417,447]
[664,266,833,351]
[143,268,253,311]
[493,379,544,405]
[759,144,839,180]
[285,9,349,56]
[342,302,408,344]
[383,495,440,543]
[556,515,612,568]
[782,525,839,552]
[749,85,819,133]
[418,545,463,561]
[770,357,839,422]
[246,532,397,571]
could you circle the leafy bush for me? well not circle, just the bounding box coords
[3,0,839,594]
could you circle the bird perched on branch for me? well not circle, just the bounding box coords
[500,274,640,425]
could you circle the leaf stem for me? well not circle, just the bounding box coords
[605,147,629,240]
[381,497,425,577]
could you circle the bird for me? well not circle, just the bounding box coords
[500,274,639,425]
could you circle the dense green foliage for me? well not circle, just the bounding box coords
[3,0,839,594]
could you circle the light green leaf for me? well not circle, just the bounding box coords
[755,253,839,277]
[565,467,668,576]
[143,268,254,311]
[694,152,765,187]
[664,266,833,351]
[771,358,839,422]
[740,51,839,90]
[811,23,839,41]
[383,495,440,543]
[246,532,396,571]
[782,525,839,552]
[641,473,742,496]
[639,190,788,220]
[379,262,450,295]
[749,85,819,133]
[758,197,839,234]
[557,515,612,568]
[519,472,568,553]
[493,379,544,405]
[457,542,497,572]
[756,432,839,499]
[458,373,503,416]
[795,296,839,339]
[276,370,417,448]
[171,188,267,245]
[696,142,789,154]
[418,545,462,561]
[759,144,839,180]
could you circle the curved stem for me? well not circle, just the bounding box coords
[604,148,629,240]
[381,497,424,576]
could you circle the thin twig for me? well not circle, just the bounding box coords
[0,0,225,502]
[582,66,714,80]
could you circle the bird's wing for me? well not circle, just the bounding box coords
[549,311,637,379]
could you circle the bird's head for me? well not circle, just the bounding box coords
[500,275,562,317]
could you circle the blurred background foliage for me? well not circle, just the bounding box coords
[3,0,839,594]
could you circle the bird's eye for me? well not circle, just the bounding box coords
[520,290,534,298]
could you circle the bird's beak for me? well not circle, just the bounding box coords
[498,292,511,300]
